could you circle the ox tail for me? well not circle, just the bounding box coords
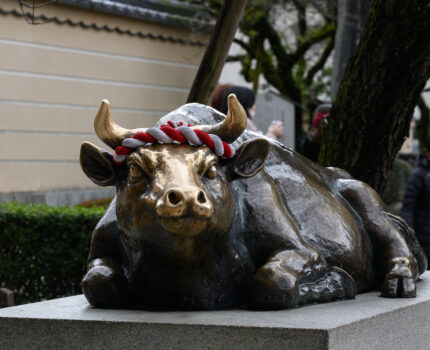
[385,212,428,275]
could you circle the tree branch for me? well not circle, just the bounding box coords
[233,38,252,54]
[187,0,247,104]
[304,36,334,85]
[289,23,335,64]
[293,0,307,36]
[293,0,308,80]
[226,54,247,62]
[310,0,337,22]
[258,17,289,64]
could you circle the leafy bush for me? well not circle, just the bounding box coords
[77,196,113,208]
[0,203,105,305]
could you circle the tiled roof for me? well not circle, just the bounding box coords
[56,0,212,31]
[0,0,210,46]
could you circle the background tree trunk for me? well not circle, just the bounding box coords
[331,0,371,99]
[320,0,430,194]
[187,0,247,104]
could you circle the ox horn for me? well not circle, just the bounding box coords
[195,94,247,143]
[94,99,147,149]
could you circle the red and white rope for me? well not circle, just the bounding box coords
[113,121,235,164]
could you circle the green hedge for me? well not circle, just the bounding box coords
[0,203,105,305]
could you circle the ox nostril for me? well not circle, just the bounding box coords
[167,191,182,206]
[197,191,207,204]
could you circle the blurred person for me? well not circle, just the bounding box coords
[381,158,413,216]
[214,85,283,141]
[211,83,233,111]
[401,135,430,265]
[299,104,331,162]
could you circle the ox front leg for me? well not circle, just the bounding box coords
[251,249,356,309]
[82,258,131,308]
[337,179,420,298]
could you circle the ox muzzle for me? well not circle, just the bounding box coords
[156,186,213,236]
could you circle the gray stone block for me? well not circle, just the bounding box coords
[1,272,430,349]
[0,288,14,308]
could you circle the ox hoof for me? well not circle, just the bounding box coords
[251,263,300,309]
[82,265,130,308]
[299,267,356,304]
[381,257,417,298]
[328,266,356,299]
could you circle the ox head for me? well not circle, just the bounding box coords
[80,96,270,246]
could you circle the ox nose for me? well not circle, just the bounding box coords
[156,187,213,218]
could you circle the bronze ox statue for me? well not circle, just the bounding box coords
[80,95,427,310]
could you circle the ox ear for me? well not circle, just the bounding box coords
[80,142,115,186]
[233,138,270,178]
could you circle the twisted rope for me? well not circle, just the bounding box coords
[113,121,235,164]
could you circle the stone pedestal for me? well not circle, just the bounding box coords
[1,272,430,350]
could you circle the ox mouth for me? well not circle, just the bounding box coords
[160,217,208,236]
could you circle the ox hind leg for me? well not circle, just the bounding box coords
[251,248,356,309]
[336,179,424,297]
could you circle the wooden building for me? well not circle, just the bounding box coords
[0,0,208,204]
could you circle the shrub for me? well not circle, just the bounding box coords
[0,203,105,305]
[77,196,113,208]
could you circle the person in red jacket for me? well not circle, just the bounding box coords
[298,104,331,162]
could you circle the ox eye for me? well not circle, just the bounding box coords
[204,164,217,179]
[128,164,145,183]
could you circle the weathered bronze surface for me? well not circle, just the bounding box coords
[80,97,427,310]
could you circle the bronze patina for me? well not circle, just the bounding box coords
[80,95,427,310]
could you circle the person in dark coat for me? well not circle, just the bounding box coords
[401,135,430,266]
[213,85,283,140]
